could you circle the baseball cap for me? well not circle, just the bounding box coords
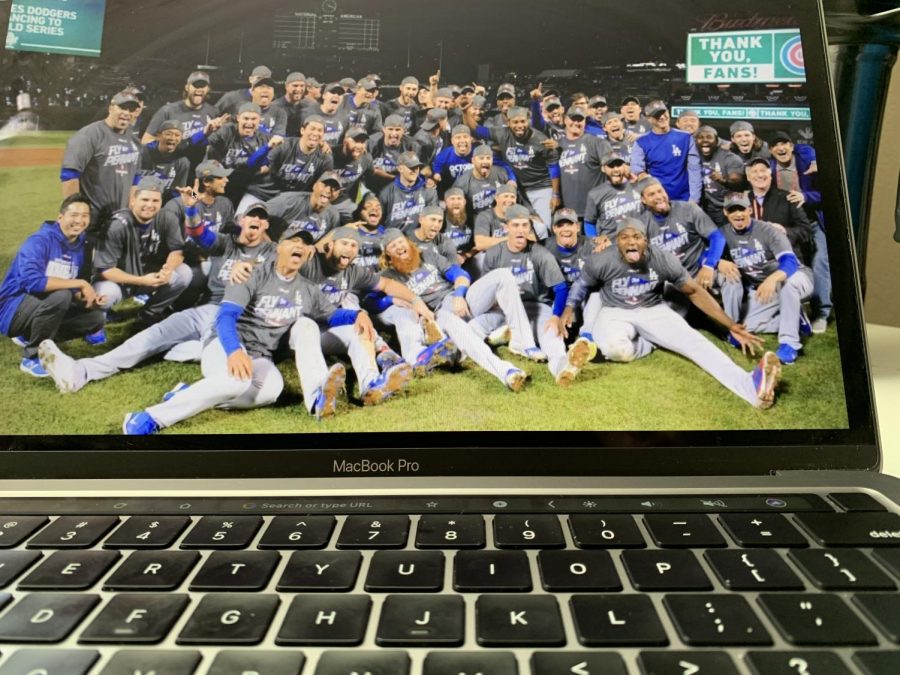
[356,78,378,91]
[157,120,182,133]
[237,102,262,116]
[383,114,405,128]
[601,150,627,166]
[244,202,270,218]
[401,76,419,87]
[444,187,465,199]
[135,176,165,194]
[471,95,487,108]
[330,226,361,244]
[250,66,272,79]
[747,156,771,169]
[345,126,369,141]
[497,83,515,98]
[323,82,345,95]
[724,192,752,210]
[449,85,462,98]
[420,205,444,219]
[616,217,647,235]
[588,95,608,108]
[435,87,453,100]
[285,72,306,84]
[420,108,448,130]
[644,100,668,118]
[677,108,701,120]
[340,77,357,89]
[460,84,476,94]
[566,107,587,120]
[367,74,382,85]
[195,160,233,179]
[279,226,315,244]
[302,115,325,128]
[398,151,424,169]
[601,111,623,125]
[473,144,493,157]
[730,120,755,135]
[382,228,407,247]
[544,97,563,111]
[543,89,561,99]
[697,124,719,138]
[306,78,322,88]
[187,71,210,86]
[252,77,276,89]
[451,124,472,137]
[621,95,640,106]
[110,91,140,107]
[636,176,663,194]
[769,131,793,145]
[495,183,518,197]
[552,208,578,225]
[316,171,343,189]
[506,106,529,120]
[505,204,531,221]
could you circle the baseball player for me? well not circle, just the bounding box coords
[600,112,634,164]
[484,83,516,128]
[556,106,611,221]
[477,205,592,387]
[442,188,477,265]
[309,83,351,152]
[562,217,782,409]
[61,91,142,226]
[162,160,235,237]
[135,120,191,201]
[349,194,387,274]
[583,151,643,240]
[430,125,475,195]
[675,109,701,135]
[264,172,343,244]
[620,96,651,136]
[247,76,288,137]
[451,144,515,219]
[377,229,539,391]
[405,206,461,263]
[142,71,219,148]
[92,177,192,328]
[331,126,375,218]
[529,86,565,141]
[267,115,335,195]
[39,200,278,393]
[585,95,609,138]
[367,114,420,191]
[378,152,438,231]
[413,109,450,171]
[271,72,307,137]
[718,193,814,365]
[339,78,384,135]
[729,121,771,166]
[121,227,375,434]
[630,100,701,204]
[473,184,530,254]
[696,126,746,227]
[214,65,272,117]
[1,195,105,377]
[380,76,422,133]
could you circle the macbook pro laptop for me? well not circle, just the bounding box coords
[0,0,898,673]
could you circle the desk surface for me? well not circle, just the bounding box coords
[868,324,900,477]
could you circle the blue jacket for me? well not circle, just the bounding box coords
[0,222,87,335]
[769,143,822,226]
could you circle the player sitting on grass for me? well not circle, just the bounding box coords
[561,217,782,409]
[122,228,376,434]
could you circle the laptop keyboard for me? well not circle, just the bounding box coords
[0,494,897,674]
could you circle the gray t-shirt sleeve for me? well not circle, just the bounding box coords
[655,248,692,286]
[61,127,95,172]
[159,210,185,252]
[92,216,128,271]
[689,202,718,239]
[534,245,566,287]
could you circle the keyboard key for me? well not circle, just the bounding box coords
[0,516,48,548]
[621,550,712,591]
[493,515,565,548]
[789,549,896,590]
[638,651,739,675]
[745,651,853,675]
[104,516,190,549]
[376,595,464,646]
[0,593,99,642]
[18,550,120,590]
[314,651,409,675]
[276,550,362,591]
[758,593,877,645]
[453,550,531,592]
[853,651,900,675]
[416,515,485,549]
[532,652,627,675]
[664,594,771,646]
[336,515,410,549]
[718,514,808,547]
[176,593,279,645]
[27,516,119,549]
[0,550,42,587]
[475,594,565,647]
[570,595,668,646]
[828,492,887,512]
[180,516,263,549]
[423,652,516,675]
[0,648,99,675]
[257,515,336,549]
[365,550,444,592]
[207,650,306,675]
[79,593,189,644]
[537,550,621,591]
[793,512,900,546]
[704,550,804,591]
[276,594,371,645]
[872,549,900,579]
[644,514,726,548]
[853,593,900,643]
[569,514,645,548]
[97,650,201,675]
[103,551,200,591]
[188,550,280,591]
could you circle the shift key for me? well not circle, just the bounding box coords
[793,513,900,547]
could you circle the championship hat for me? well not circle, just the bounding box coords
[506,106,529,120]
[323,82,345,95]
[697,125,719,138]
[588,95,608,108]
[471,95,487,108]
[279,225,315,244]
[285,72,306,84]
[243,202,270,218]
[345,126,369,141]
[769,130,793,145]
[420,205,444,219]
[420,108,448,131]
[382,228,407,247]
[187,71,210,86]
[544,97,563,111]
[566,107,587,120]
[156,120,182,133]
[724,192,752,210]
[252,77,275,89]
[306,78,322,88]
[401,76,419,87]
[497,83,516,98]
[250,65,272,79]
[616,217,647,235]
[636,176,663,194]
[340,77,357,89]
[383,114,405,128]
[495,183,517,196]
[747,156,771,169]
[730,120,755,135]
[135,176,165,194]
[435,87,453,100]
[398,151,424,169]
[552,208,579,225]
[601,111,623,125]
[472,144,493,157]
[237,102,262,115]
[677,108,701,121]
[444,187,465,199]
[621,95,640,106]
[316,171,343,189]
[195,160,233,179]
[330,226,361,244]
[110,91,140,107]
[460,84,476,94]
[356,78,378,91]
[451,124,472,137]
[644,100,668,118]
[505,204,531,221]
[601,150,627,166]
[302,115,325,128]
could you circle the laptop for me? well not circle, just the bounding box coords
[0,0,897,673]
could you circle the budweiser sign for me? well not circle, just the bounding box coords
[696,14,799,32]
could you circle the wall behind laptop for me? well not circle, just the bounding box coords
[864,64,900,327]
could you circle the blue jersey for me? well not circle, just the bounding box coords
[633,129,699,202]
[432,147,474,188]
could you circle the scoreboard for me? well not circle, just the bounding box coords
[272,5,380,52]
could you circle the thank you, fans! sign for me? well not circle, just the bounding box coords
[687,29,806,84]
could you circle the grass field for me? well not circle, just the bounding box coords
[0,133,850,435]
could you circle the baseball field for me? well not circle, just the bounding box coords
[0,132,850,435]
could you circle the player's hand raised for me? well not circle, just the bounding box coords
[227,349,253,381]
[728,324,763,356]
[175,180,200,208]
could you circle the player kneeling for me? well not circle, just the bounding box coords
[562,218,781,409]
[122,229,376,434]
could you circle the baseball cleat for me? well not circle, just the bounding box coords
[20,357,48,378]
[132,293,150,306]
[361,362,413,406]
[504,368,529,392]
[486,324,511,347]
[811,317,828,334]
[752,351,782,409]
[421,316,444,345]
[414,337,456,376]
[162,382,190,402]
[11,335,27,348]
[775,343,800,365]
[39,340,79,393]
[577,332,599,361]
[84,328,107,346]
[123,411,160,435]
[312,363,346,419]
[375,348,404,372]
[509,345,548,363]
[556,337,594,388]
[799,311,812,338]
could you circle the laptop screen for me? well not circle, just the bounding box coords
[0,0,879,475]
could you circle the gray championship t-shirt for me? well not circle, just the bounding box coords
[546,235,596,285]
[576,246,690,309]
[477,126,558,191]
[380,248,454,311]
[701,147,745,212]
[163,195,236,235]
[474,209,509,241]
[378,180,439,231]
[407,231,458,263]
[557,134,610,217]
[444,215,475,253]
[452,166,514,216]
[300,251,381,308]
[482,242,565,304]
[202,236,277,303]
[268,138,335,195]
[720,219,794,288]
[643,201,718,275]
[584,181,643,236]
[352,227,387,274]
[93,209,184,278]
[137,144,190,200]
[265,192,341,242]
[146,100,218,138]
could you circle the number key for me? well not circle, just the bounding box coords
[0,516,49,548]
[416,515,485,549]
[104,516,190,549]
[336,516,409,549]
[494,515,564,549]
[28,516,119,549]
[257,515,335,549]
[180,516,262,550]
